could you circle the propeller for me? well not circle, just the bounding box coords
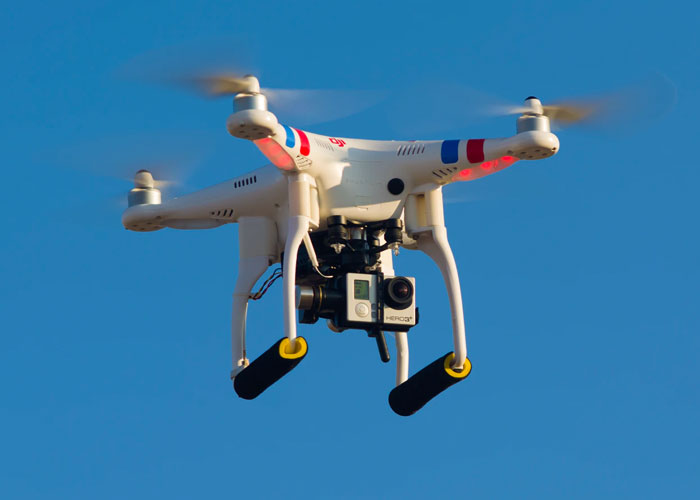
[49,130,212,193]
[382,72,676,137]
[496,99,596,125]
[57,161,192,228]
[118,43,386,127]
[172,71,386,126]
[44,131,214,227]
[118,40,676,135]
[493,72,677,130]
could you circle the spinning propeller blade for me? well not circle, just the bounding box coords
[120,45,386,126]
[120,41,675,134]
[47,131,214,226]
[50,131,212,193]
[491,72,677,130]
[385,73,676,137]
[168,70,385,126]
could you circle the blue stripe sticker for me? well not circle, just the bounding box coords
[441,140,460,164]
[282,124,295,148]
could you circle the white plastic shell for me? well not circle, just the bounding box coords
[227,109,279,140]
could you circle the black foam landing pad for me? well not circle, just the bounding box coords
[234,337,308,400]
[389,352,471,416]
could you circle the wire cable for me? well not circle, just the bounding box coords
[249,267,283,300]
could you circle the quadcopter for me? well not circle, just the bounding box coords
[120,73,637,415]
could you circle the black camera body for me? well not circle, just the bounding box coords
[292,216,419,334]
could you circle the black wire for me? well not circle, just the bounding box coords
[249,267,283,300]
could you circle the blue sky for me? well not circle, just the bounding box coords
[2,1,699,498]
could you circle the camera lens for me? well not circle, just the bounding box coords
[393,281,410,299]
[384,277,413,310]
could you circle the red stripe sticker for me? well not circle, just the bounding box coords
[466,139,485,164]
[295,128,310,156]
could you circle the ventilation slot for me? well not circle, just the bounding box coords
[233,176,258,189]
[295,155,313,168]
[397,143,426,156]
[314,138,334,151]
[431,166,458,179]
[211,209,235,219]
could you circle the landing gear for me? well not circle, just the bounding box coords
[387,186,472,415]
[230,184,473,415]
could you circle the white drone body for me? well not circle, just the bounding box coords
[122,76,559,415]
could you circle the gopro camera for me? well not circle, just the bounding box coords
[296,272,417,332]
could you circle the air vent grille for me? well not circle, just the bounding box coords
[233,175,257,189]
[431,166,459,179]
[211,208,235,219]
[314,138,334,151]
[397,143,426,156]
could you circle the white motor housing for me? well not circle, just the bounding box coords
[226,93,279,140]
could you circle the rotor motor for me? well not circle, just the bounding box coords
[128,170,162,207]
[225,76,279,140]
[516,97,551,134]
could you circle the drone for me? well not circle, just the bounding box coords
[120,73,620,415]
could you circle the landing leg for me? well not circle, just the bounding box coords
[388,188,471,416]
[416,225,467,369]
[231,255,269,378]
[281,173,316,349]
[230,216,278,380]
[395,331,409,385]
[405,187,468,368]
[232,175,314,399]
[375,241,408,374]
[282,214,310,346]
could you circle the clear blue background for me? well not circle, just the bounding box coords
[2,1,698,498]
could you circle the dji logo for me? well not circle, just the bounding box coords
[329,138,346,147]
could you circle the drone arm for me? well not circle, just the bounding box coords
[406,186,468,369]
[422,132,558,186]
